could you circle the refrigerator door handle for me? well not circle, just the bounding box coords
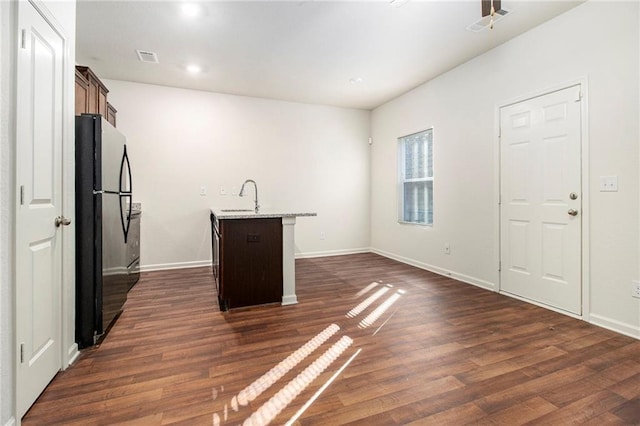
[119,145,132,194]
[119,146,132,243]
[119,195,131,244]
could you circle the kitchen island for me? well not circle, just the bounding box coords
[210,209,316,311]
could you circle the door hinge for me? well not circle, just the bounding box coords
[20,343,24,363]
[21,29,27,49]
[498,260,502,272]
[20,185,24,205]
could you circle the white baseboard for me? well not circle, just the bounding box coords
[140,250,373,272]
[371,249,639,340]
[140,260,212,272]
[4,417,16,426]
[589,313,640,340]
[371,248,496,291]
[295,247,371,259]
[281,295,298,305]
[139,249,372,273]
[137,252,638,341]
[66,343,80,367]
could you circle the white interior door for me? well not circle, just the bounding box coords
[16,1,65,417]
[500,85,582,315]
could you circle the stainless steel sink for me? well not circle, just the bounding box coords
[220,209,254,212]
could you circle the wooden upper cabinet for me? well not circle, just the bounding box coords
[98,85,108,116]
[106,103,117,127]
[75,66,114,124]
[75,69,90,115]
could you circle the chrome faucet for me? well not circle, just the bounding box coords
[239,179,259,213]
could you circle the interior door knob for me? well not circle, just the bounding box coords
[55,216,71,227]
[567,209,578,217]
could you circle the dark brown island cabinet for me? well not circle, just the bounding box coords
[211,213,283,311]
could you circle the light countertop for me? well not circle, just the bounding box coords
[210,208,317,220]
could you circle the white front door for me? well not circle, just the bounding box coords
[15,1,65,417]
[500,85,582,315]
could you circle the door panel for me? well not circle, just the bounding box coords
[542,136,568,202]
[541,223,566,281]
[29,239,55,354]
[500,85,582,315]
[16,1,64,417]
[507,220,530,274]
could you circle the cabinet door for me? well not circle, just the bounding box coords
[75,70,89,115]
[76,66,109,115]
[106,102,117,127]
[87,75,99,113]
[220,218,283,309]
[210,214,221,293]
[98,87,108,116]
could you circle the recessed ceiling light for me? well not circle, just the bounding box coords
[186,64,201,74]
[350,77,364,84]
[181,3,201,17]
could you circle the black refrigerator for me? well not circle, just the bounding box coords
[75,114,133,349]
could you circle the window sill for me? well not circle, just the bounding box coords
[398,220,433,227]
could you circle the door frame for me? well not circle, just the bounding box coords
[494,78,590,320]
[13,0,77,418]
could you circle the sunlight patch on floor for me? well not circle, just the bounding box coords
[243,336,354,426]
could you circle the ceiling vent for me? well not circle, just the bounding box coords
[466,8,510,32]
[136,50,159,64]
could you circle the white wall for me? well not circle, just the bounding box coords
[371,1,639,337]
[103,80,371,270]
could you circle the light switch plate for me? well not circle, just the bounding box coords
[599,176,618,192]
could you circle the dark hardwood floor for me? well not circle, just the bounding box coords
[23,253,639,425]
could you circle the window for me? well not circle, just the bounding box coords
[398,129,433,225]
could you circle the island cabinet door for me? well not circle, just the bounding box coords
[210,214,221,294]
[220,218,283,309]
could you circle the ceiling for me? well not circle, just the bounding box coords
[76,0,584,110]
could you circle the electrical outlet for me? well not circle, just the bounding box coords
[320,231,326,240]
[200,186,207,196]
[219,186,226,195]
[444,243,451,255]
[632,280,640,299]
